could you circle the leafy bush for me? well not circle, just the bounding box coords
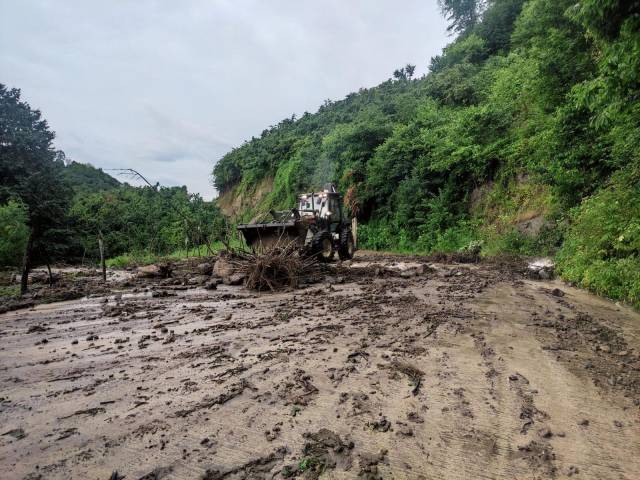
[431,222,480,253]
[71,185,227,263]
[556,167,640,308]
[0,200,29,267]
[105,252,159,268]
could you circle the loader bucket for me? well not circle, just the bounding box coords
[237,221,307,252]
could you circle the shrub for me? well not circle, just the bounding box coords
[0,200,29,267]
[556,167,640,308]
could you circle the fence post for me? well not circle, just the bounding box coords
[98,233,106,283]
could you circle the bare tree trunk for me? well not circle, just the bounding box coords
[98,233,106,283]
[20,229,34,295]
[46,261,53,287]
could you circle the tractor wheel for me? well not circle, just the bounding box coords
[338,228,355,260]
[311,231,334,262]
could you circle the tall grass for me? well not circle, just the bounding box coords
[105,241,233,268]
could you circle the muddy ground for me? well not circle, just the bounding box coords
[1,253,639,479]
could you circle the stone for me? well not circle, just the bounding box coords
[137,264,171,278]
[223,273,245,286]
[213,258,234,279]
[204,279,221,290]
[196,262,213,276]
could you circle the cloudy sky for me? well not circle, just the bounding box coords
[1,0,449,199]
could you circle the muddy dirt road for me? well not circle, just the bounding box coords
[1,254,639,479]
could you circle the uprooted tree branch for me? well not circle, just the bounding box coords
[225,241,322,291]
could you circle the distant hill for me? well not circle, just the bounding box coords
[62,161,120,192]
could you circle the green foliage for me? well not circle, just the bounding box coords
[213,78,425,200]
[438,0,486,34]
[62,161,120,193]
[0,200,29,267]
[297,457,320,472]
[0,84,73,272]
[211,0,640,307]
[429,34,488,73]
[104,241,231,268]
[359,217,480,255]
[0,285,20,299]
[556,167,640,308]
[71,185,226,262]
[106,251,159,268]
[475,0,526,54]
[569,0,640,40]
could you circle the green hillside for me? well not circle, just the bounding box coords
[212,0,640,307]
[61,161,121,192]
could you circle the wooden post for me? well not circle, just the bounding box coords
[351,217,358,249]
[20,229,34,295]
[98,233,106,283]
[204,237,213,256]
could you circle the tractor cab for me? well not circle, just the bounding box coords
[297,184,343,232]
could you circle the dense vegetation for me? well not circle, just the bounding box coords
[0,85,226,289]
[70,183,225,262]
[213,0,640,307]
[1,0,638,307]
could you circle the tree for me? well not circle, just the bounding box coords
[474,0,526,53]
[0,85,72,293]
[438,0,487,35]
[392,65,416,82]
[393,69,406,81]
[0,200,29,267]
[405,64,416,80]
[570,0,640,40]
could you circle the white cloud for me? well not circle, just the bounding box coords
[0,0,449,199]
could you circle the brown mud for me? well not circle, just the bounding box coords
[1,253,639,479]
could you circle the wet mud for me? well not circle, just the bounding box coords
[1,253,639,479]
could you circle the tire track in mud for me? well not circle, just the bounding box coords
[2,256,640,479]
[472,280,640,479]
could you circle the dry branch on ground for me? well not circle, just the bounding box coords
[226,243,320,291]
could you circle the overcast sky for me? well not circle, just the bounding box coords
[1,0,449,199]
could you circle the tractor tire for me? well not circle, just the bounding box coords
[338,228,355,260]
[311,231,334,262]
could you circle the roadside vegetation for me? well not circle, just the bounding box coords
[0,85,228,291]
[212,0,640,307]
[1,0,638,308]
[104,240,240,268]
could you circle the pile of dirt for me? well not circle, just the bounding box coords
[281,429,354,479]
[201,447,287,479]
